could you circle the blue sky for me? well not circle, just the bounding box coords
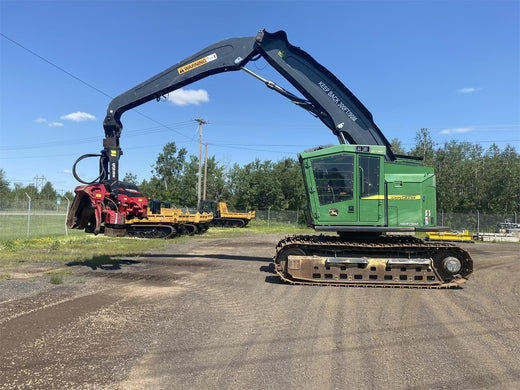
[1,0,519,194]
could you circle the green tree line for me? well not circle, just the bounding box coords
[1,129,519,213]
[127,142,305,211]
[409,129,519,213]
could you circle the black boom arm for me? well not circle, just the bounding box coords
[101,29,394,181]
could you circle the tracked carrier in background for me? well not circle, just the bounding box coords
[125,200,213,238]
[67,28,473,287]
[199,200,255,228]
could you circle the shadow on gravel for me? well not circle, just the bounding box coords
[264,275,286,284]
[66,256,141,270]
[260,263,275,273]
[260,263,287,285]
[141,253,272,263]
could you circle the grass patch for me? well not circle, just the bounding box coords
[0,234,169,266]
[0,214,84,240]
[46,269,74,284]
[0,273,12,280]
[0,223,312,267]
[49,273,64,284]
[201,221,312,238]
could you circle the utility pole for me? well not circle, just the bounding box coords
[203,142,208,201]
[195,118,207,209]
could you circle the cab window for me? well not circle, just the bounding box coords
[311,155,354,205]
[359,156,380,197]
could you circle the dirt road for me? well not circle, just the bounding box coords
[1,234,519,389]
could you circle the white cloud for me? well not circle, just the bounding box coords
[35,117,63,127]
[457,87,482,94]
[167,88,209,106]
[60,111,97,122]
[440,127,475,135]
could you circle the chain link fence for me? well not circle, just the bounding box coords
[0,214,76,241]
[0,196,517,240]
[438,210,518,233]
[0,197,77,240]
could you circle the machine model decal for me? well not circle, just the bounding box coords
[178,53,218,74]
[361,195,421,200]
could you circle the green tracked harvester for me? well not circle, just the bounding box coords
[274,144,472,288]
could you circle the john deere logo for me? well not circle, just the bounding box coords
[329,208,339,217]
[278,50,286,58]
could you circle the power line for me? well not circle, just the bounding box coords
[1,32,113,100]
[0,121,198,152]
[0,32,194,141]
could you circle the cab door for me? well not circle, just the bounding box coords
[358,155,383,223]
[305,154,358,224]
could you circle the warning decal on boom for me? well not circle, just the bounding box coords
[178,53,218,74]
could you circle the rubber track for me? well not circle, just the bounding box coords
[273,234,472,289]
[210,219,246,228]
[126,224,175,239]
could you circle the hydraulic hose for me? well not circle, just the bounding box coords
[72,153,107,185]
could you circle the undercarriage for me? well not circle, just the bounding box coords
[274,234,473,288]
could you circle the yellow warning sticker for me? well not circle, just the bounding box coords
[178,53,218,74]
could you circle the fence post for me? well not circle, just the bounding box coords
[25,192,31,238]
[477,210,480,234]
[441,209,444,226]
[268,207,271,227]
[64,195,70,236]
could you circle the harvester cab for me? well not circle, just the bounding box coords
[300,144,438,233]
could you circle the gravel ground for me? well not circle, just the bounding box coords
[0,234,519,389]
